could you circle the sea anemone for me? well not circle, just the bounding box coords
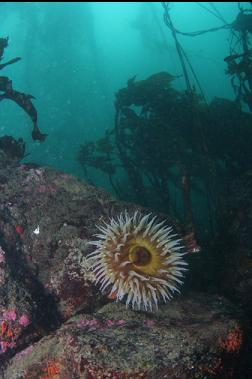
[87,211,188,311]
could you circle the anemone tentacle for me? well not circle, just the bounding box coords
[87,211,188,311]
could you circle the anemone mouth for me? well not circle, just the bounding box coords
[129,245,152,267]
[87,211,188,311]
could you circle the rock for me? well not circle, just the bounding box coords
[0,164,121,324]
[0,163,121,364]
[0,163,180,324]
[0,245,37,364]
[1,293,245,379]
[0,162,247,377]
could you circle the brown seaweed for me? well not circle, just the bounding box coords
[0,37,47,142]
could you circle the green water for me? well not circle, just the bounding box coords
[0,2,239,179]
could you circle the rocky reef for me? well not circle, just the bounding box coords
[3,296,245,379]
[0,145,248,378]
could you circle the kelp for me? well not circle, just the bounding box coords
[78,72,252,239]
[0,37,47,142]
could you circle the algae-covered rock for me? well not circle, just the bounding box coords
[0,162,247,378]
[0,163,182,323]
[1,294,245,379]
[0,163,115,322]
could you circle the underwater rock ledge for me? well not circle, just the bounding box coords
[2,295,245,379]
[0,161,247,378]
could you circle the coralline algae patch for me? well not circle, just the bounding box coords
[0,246,31,356]
[19,360,64,379]
[195,326,244,378]
[0,309,31,354]
[39,361,62,379]
[218,326,244,353]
